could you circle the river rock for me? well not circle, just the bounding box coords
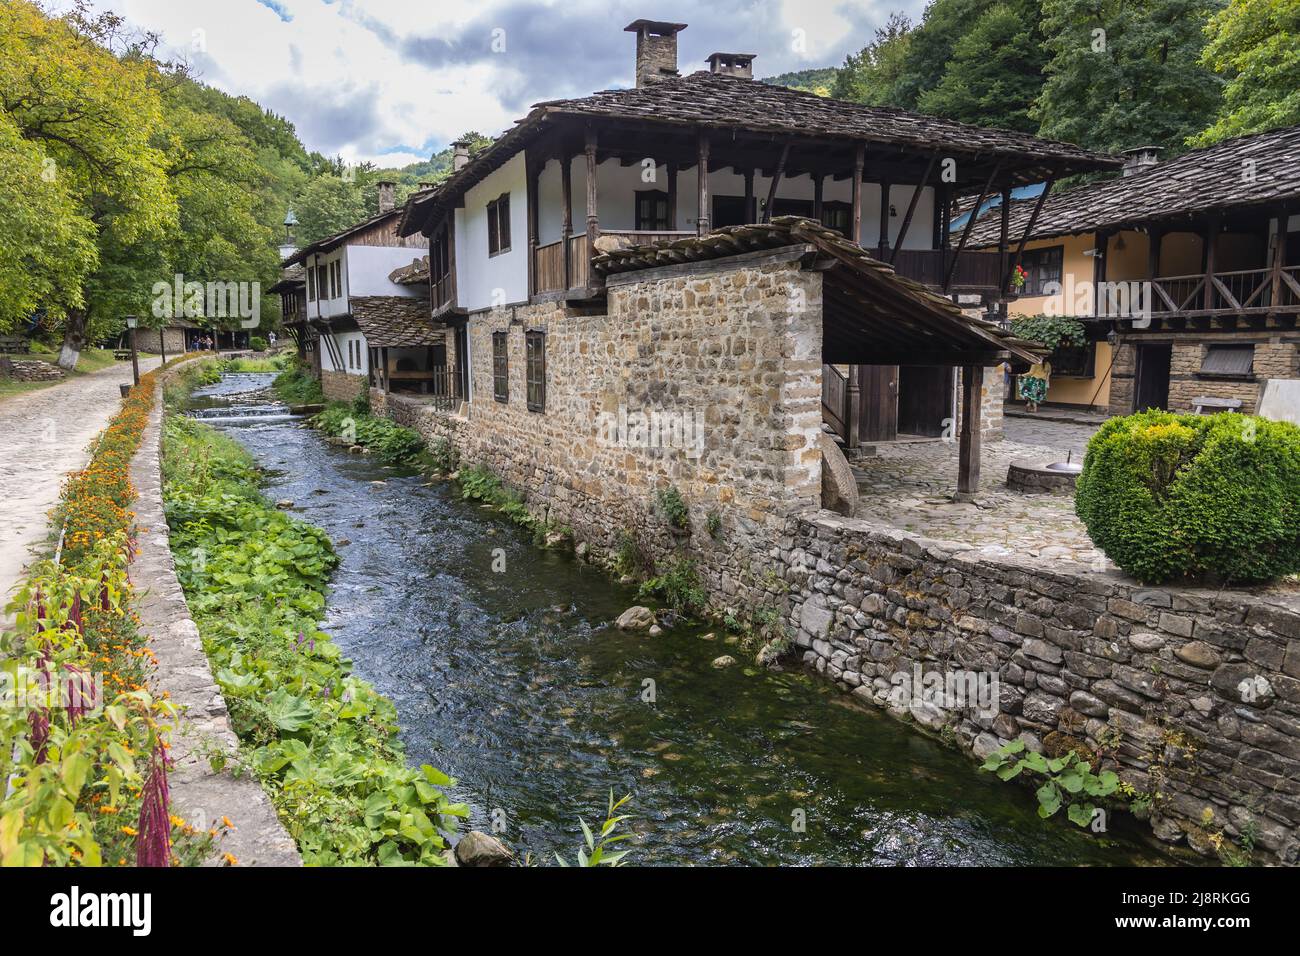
[648,625,663,637]
[453,831,513,867]
[275,499,294,509]
[616,606,655,631]
[711,655,737,669]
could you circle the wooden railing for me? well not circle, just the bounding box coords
[427,364,462,412]
[891,248,1004,291]
[534,230,694,295]
[1096,266,1300,318]
[535,240,565,294]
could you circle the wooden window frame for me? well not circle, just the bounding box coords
[492,331,509,403]
[487,193,512,256]
[1198,344,1255,380]
[635,189,670,231]
[306,267,315,301]
[1020,245,1065,297]
[525,330,545,413]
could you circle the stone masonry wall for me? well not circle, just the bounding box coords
[384,250,823,616]
[785,511,1300,864]
[321,369,366,403]
[1112,336,1300,416]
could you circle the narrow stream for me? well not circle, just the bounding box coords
[187,373,1175,866]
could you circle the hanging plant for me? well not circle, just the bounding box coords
[1009,314,1088,352]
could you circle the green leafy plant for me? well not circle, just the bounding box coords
[639,557,707,615]
[706,509,722,538]
[981,740,1121,828]
[655,486,690,530]
[351,378,371,417]
[1009,314,1087,352]
[554,792,635,867]
[273,358,325,406]
[1076,409,1300,583]
[421,437,459,475]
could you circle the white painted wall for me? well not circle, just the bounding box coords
[533,156,936,250]
[321,330,370,374]
[347,246,425,297]
[305,249,348,320]
[456,151,528,311]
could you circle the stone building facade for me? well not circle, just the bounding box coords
[786,512,1300,864]
[321,368,367,403]
[1109,335,1300,416]
[384,250,822,616]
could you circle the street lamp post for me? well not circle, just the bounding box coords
[125,315,140,387]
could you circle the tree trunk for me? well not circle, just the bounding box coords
[57,309,89,371]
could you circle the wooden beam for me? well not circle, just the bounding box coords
[584,125,599,251]
[944,162,1000,293]
[1203,216,1220,311]
[996,186,1012,312]
[1093,230,1110,317]
[1004,179,1054,292]
[527,158,540,297]
[851,143,865,246]
[744,169,755,224]
[762,141,791,224]
[878,181,892,257]
[697,132,711,236]
[560,152,573,289]
[845,366,860,450]
[890,153,937,265]
[956,365,983,501]
[1271,201,1289,310]
[667,162,678,230]
[813,174,824,223]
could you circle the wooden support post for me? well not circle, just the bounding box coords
[381,347,391,394]
[1147,225,1163,316]
[1271,202,1288,308]
[696,132,711,235]
[584,125,599,261]
[851,143,865,246]
[890,153,937,264]
[878,181,891,257]
[763,141,790,223]
[1093,230,1110,318]
[945,162,1000,293]
[845,366,861,451]
[743,168,755,224]
[1203,216,1220,311]
[956,365,983,501]
[560,152,573,290]
[667,162,678,230]
[997,186,1012,315]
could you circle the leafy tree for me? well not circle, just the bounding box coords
[832,11,915,105]
[888,0,995,108]
[1035,0,1226,154]
[292,174,371,246]
[916,2,1048,130]
[762,67,838,96]
[1193,0,1300,145]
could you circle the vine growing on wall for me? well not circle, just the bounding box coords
[1009,314,1087,352]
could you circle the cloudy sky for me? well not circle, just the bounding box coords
[74,0,924,169]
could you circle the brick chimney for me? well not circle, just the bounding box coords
[1121,146,1161,177]
[624,19,687,87]
[452,139,471,172]
[706,52,755,79]
[377,180,396,213]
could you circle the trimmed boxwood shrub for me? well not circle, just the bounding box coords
[1075,409,1300,584]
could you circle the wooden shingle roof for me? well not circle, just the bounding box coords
[594,216,1047,367]
[349,296,444,347]
[969,125,1300,245]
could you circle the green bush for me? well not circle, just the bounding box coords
[250,335,268,352]
[273,358,325,405]
[1076,410,1300,584]
[638,557,707,614]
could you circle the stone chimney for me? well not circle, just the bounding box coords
[1121,146,1161,177]
[624,19,687,88]
[377,180,396,213]
[452,140,471,172]
[706,52,755,79]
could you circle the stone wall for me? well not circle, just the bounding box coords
[1111,335,1300,416]
[0,358,64,382]
[383,250,822,615]
[321,369,366,403]
[785,511,1300,864]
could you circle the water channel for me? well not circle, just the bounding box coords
[185,371,1175,866]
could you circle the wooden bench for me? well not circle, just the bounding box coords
[1191,396,1243,415]
[113,349,133,361]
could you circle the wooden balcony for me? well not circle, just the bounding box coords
[534,230,695,296]
[1096,266,1300,321]
[432,273,454,313]
[890,248,1005,293]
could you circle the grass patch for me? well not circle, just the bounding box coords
[0,348,122,402]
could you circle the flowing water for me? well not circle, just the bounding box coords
[186,372,1178,866]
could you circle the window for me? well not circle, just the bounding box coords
[1051,342,1095,378]
[318,264,329,300]
[1019,246,1064,297]
[487,193,511,255]
[713,195,748,228]
[821,201,852,238]
[525,331,545,412]
[1200,344,1254,377]
[635,189,669,231]
[492,331,509,402]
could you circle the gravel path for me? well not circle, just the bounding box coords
[0,356,163,609]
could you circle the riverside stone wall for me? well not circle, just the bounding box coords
[785,511,1300,864]
[321,369,366,403]
[383,249,822,615]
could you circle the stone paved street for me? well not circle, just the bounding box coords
[851,416,1107,570]
[0,355,162,610]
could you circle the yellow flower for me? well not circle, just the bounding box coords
[221,816,235,830]
[222,853,239,866]
[120,826,137,837]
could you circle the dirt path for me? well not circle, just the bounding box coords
[0,356,163,609]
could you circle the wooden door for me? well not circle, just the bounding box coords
[1134,344,1171,411]
[898,366,955,437]
[856,365,898,443]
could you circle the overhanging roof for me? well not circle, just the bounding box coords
[594,216,1047,367]
[281,208,404,267]
[969,125,1300,245]
[399,71,1119,238]
[350,296,444,347]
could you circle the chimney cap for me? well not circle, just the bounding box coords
[624,19,687,35]
[706,51,757,62]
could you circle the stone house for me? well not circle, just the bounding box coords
[969,125,1300,415]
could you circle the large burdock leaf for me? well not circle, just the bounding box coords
[265,688,314,732]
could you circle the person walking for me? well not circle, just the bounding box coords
[1019,358,1052,413]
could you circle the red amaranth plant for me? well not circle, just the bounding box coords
[136,740,172,867]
